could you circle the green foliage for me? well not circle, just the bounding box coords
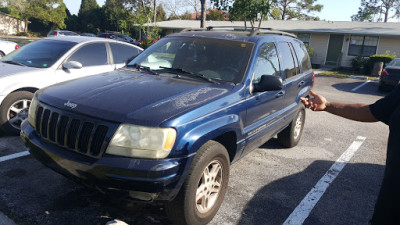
[351,55,368,72]
[305,43,314,60]
[271,0,323,20]
[229,0,271,29]
[351,0,400,22]
[25,0,67,29]
[351,52,397,73]
[207,9,226,21]
[0,7,20,18]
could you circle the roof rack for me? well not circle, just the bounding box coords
[180,26,297,39]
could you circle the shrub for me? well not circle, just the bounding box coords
[351,55,368,72]
[363,52,396,74]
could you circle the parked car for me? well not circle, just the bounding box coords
[98,32,141,46]
[0,39,19,58]
[47,30,79,37]
[80,33,96,37]
[0,36,143,135]
[21,28,313,224]
[379,58,400,91]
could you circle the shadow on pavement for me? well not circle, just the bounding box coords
[237,160,384,225]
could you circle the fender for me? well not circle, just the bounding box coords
[174,114,242,158]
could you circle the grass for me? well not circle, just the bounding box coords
[317,70,378,81]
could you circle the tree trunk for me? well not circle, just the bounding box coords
[154,0,157,24]
[200,0,206,28]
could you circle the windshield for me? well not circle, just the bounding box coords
[0,39,77,68]
[128,37,254,83]
[388,59,400,67]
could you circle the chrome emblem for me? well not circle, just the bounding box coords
[64,100,77,109]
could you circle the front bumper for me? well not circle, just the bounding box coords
[21,120,193,202]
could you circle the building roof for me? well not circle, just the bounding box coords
[152,20,400,37]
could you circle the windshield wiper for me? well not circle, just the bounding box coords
[127,63,158,75]
[2,60,27,67]
[159,66,219,84]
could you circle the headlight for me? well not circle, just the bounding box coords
[106,124,177,159]
[27,95,38,128]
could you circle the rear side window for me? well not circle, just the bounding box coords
[110,43,141,64]
[277,42,297,79]
[253,42,280,83]
[67,43,108,67]
[292,40,312,72]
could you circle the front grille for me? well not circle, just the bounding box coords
[34,104,116,159]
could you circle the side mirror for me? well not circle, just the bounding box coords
[253,75,283,93]
[63,61,83,70]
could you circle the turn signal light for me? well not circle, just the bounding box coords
[381,69,389,76]
[15,45,19,50]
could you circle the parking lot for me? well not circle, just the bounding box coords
[0,75,389,225]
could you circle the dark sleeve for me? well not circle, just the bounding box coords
[369,84,400,125]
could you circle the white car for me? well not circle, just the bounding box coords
[0,36,143,135]
[0,39,19,58]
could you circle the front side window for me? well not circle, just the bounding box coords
[348,35,378,57]
[67,43,108,67]
[0,39,76,68]
[110,43,141,64]
[129,37,254,83]
[253,42,280,83]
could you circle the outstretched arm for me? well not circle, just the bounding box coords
[300,90,378,122]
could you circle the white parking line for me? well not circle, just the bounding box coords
[0,151,30,163]
[282,136,366,225]
[351,80,371,92]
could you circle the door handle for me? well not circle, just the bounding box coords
[276,91,285,98]
[298,81,306,87]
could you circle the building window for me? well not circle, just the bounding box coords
[297,33,311,45]
[348,35,378,57]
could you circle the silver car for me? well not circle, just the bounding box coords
[0,39,19,58]
[0,36,143,135]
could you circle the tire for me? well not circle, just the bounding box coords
[165,140,230,225]
[0,91,34,135]
[277,105,306,148]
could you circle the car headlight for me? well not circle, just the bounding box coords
[27,95,38,128]
[106,124,177,159]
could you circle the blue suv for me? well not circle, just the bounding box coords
[21,28,314,225]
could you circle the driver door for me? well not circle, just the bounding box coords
[55,43,114,82]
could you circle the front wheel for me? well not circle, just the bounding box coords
[165,140,230,225]
[0,91,34,135]
[277,105,306,148]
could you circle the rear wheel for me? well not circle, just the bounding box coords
[0,91,34,135]
[277,105,306,148]
[165,140,230,225]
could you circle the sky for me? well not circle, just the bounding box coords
[63,0,361,22]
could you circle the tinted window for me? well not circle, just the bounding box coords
[289,43,300,75]
[110,43,141,64]
[277,42,297,79]
[67,43,108,67]
[253,42,280,83]
[292,40,312,71]
[0,39,76,68]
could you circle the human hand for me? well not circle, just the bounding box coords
[300,90,328,111]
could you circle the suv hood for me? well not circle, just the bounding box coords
[37,70,233,126]
[0,62,43,78]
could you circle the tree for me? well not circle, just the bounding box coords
[270,0,323,20]
[25,0,67,29]
[207,9,226,20]
[229,0,271,29]
[351,0,400,22]
[78,0,101,33]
